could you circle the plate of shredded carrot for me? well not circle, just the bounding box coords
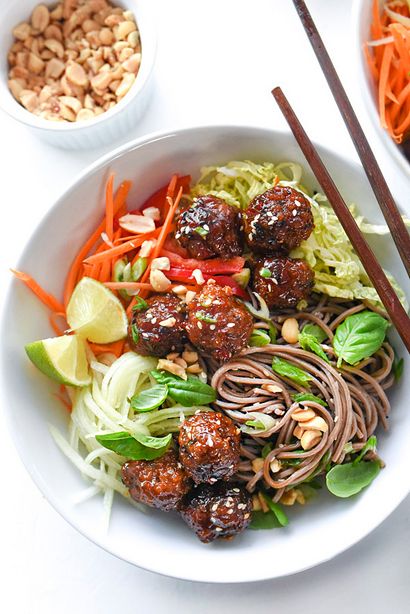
[365,0,410,159]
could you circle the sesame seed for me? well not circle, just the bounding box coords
[292,209,297,216]
[197,321,203,329]
[334,416,339,423]
[271,278,278,285]
[211,503,218,512]
[215,527,223,532]
[203,224,210,231]
[227,509,234,515]
[175,232,181,239]
[237,503,246,510]
[248,233,253,240]
[209,478,217,484]
[151,317,157,324]
[244,513,250,519]
[210,324,216,330]
[227,323,235,328]
[206,435,214,447]
[233,488,240,493]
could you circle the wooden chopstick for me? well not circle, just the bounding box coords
[272,86,410,353]
[292,0,410,278]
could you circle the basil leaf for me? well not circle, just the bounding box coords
[245,419,266,430]
[261,443,273,458]
[260,267,272,278]
[151,370,216,406]
[301,323,327,343]
[393,357,404,381]
[249,328,271,347]
[333,311,389,367]
[299,332,330,363]
[326,460,381,498]
[292,392,328,407]
[130,384,168,412]
[130,323,139,344]
[298,484,320,500]
[261,493,289,526]
[195,310,217,324]
[271,356,312,386]
[249,511,283,530]
[95,431,172,460]
[132,297,148,312]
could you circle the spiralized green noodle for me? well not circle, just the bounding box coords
[192,160,408,309]
[51,352,209,526]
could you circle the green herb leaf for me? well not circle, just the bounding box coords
[326,460,381,498]
[130,323,139,344]
[292,392,328,407]
[301,323,327,343]
[261,443,273,458]
[132,297,148,312]
[259,267,272,278]
[299,331,330,363]
[132,257,148,281]
[245,419,266,430]
[151,370,216,406]
[95,431,172,461]
[269,323,277,344]
[195,311,217,324]
[271,356,312,386]
[353,435,377,465]
[249,510,283,530]
[130,384,169,413]
[249,328,271,347]
[261,493,289,526]
[194,226,209,237]
[333,311,389,367]
[393,357,404,381]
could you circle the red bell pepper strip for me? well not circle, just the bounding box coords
[166,267,248,299]
[161,251,245,274]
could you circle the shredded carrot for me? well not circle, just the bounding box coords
[105,281,154,291]
[83,228,161,266]
[105,174,115,242]
[12,270,65,313]
[49,311,67,336]
[89,339,125,357]
[53,392,72,412]
[369,1,410,144]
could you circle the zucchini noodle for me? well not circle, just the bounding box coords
[51,351,209,526]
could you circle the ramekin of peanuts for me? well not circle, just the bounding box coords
[0,0,156,148]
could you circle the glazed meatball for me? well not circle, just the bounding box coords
[121,448,191,512]
[128,294,187,357]
[252,256,314,309]
[180,482,252,543]
[175,195,243,259]
[244,186,314,253]
[186,281,253,362]
[179,411,241,484]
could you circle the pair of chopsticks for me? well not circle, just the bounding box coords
[271,0,410,353]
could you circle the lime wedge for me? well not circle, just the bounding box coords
[25,334,91,387]
[66,277,128,343]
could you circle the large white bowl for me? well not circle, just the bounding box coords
[353,0,410,177]
[1,125,409,583]
[0,0,156,149]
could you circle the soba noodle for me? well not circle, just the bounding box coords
[209,295,394,503]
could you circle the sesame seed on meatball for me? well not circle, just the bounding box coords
[175,195,243,259]
[244,185,314,254]
[178,411,241,484]
[180,482,252,543]
[128,293,187,357]
[252,256,314,310]
[121,448,192,512]
[186,281,253,362]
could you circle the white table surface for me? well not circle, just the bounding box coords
[1,1,409,612]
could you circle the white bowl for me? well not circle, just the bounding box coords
[1,125,409,583]
[353,0,410,177]
[0,0,156,149]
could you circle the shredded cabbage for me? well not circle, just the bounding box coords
[192,160,408,309]
[51,351,209,526]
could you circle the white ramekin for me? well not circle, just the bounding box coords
[0,0,156,149]
[352,0,410,178]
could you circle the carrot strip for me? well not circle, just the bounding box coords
[49,311,67,336]
[105,281,153,290]
[12,270,65,313]
[114,180,132,217]
[53,392,72,412]
[378,43,394,129]
[83,228,161,265]
[89,340,125,357]
[105,174,115,243]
